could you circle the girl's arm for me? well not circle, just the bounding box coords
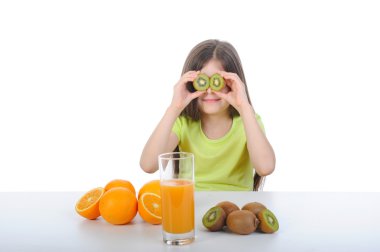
[239,104,276,176]
[215,71,276,176]
[140,71,204,173]
[139,107,181,173]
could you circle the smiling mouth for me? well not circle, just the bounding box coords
[202,98,221,102]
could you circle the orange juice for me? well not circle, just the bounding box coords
[160,179,194,234]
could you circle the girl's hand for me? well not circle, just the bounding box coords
[170,71,205,112]
[214,70,251,113]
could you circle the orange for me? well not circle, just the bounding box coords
[138,179,161,199]
[104,179,136,196]
[138,192,162,225]
[99,187,137,225]
[75,187,105,220]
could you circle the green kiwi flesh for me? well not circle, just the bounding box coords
[202,206,226,231]
[210,74,225,91]
[242,202,267,216]
[257,209,279,233]
[193,73,210,91]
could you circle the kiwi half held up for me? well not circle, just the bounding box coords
[193,73,210,91]
[202,206,226,232]
[226,210,259,235]
[257,209,279,233]
[242,202,267,216]
[209,73,225,91]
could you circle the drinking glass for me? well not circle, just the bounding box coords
[158,152,195,245]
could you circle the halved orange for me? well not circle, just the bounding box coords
[75,187,105,220]
[138,192,162,225]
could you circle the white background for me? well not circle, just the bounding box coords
[1,0,379,192]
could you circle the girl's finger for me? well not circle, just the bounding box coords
[181,71,197,81]
[180,74,198,85]
[218,71,244,89]
[185,70,198,75]
[224,79,237,90]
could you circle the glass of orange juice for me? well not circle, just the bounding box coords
[158,152,195,245]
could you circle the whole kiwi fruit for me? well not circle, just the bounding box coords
[216,201,239,217]
[257,209,279,233]
[242,202,267,216]
[202,206,226,232]
[226,210,259,235]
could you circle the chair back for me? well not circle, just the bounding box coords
[253,174,265,191]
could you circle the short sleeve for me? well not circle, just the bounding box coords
[255,113,266,134]
[172,117,182,142]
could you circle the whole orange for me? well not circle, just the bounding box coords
[104,179,136,196]
[99,187,137,225]
[138,179,161,199]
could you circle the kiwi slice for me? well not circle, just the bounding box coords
[193,73,210,91]
[216,201,239,217]
[209,73,225,91]
[226,210,259,235]
[242,202,267,216]
[202,206,226,232]
[257,209,279,233]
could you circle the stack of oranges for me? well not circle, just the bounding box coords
[75,179,162,225]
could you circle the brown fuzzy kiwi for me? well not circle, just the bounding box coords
[257,209,279,233]
[226,210,259,235]
[242,202,267,216]
[202,206,226,232]
[216,201,240,217]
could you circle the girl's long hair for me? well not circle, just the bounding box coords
[180,39,263,191]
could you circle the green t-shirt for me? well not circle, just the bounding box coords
[172,114,265,191]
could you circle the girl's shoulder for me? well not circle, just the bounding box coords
[234,113,265,133]
[175,115,200,131]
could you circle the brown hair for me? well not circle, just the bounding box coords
[180,39,263,191]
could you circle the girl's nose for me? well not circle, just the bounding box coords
[207,87,212,94]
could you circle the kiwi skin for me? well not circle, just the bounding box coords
[242,202,267,216]
[216,201,240,218]
[202,206,227,232]
[226,210,259,235]
[257,209,279,233]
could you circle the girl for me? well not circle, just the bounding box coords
[140,39,275,191]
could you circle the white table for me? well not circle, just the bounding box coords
[0,192,379,251]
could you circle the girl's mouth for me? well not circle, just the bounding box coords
[202,98,221,103]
